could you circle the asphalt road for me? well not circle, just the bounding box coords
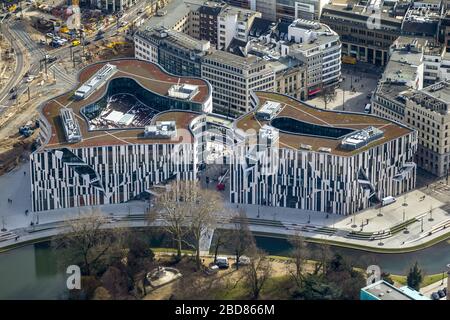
[0,21,25,112]
[0,19,78,113]
[0,1,150,113]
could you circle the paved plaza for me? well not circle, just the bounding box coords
[308,64,380,113]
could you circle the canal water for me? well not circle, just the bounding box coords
[0,237,449,299]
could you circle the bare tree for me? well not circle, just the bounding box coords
[151,180,226,270]
[231,209,255,270]
[320,85,337,110]
[243,249,272,300]
[314,244,332,275]
[212,232,227,264]
[185,181,225,270]
[149,181,189,262]
[53,210,126,276]
[287,232,308,288]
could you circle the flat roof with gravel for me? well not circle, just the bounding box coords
[40,59,209,149]
[235,92,412,156]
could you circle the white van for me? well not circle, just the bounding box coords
[364,103,371,114]
[381,196,396,206]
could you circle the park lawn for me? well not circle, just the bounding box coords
[214,274,294,300]
[260,275,294,300]
[391,273,448,288]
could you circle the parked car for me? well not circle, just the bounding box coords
[26,75,35,83]
[437,289,446,298]
[95,34,104,41]
[381,196,396,206]
[46,32,54,38]
[431,292,440,300]
[205,265,219,275]
[10,93,17,100]
[215,256,229,269]
[9,87,14,94]
[237,255,251,266]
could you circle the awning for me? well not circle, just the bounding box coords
[308,88,321,95]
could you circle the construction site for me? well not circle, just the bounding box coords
[0,0,160,176]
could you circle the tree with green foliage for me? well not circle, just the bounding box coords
[293,273,342,300]
[125,233,155,296]
[325,254,366,300]
[381,272,394,285]
[407,262,423,291]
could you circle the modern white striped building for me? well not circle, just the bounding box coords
[31,60,417,215]
[230,92,417,215]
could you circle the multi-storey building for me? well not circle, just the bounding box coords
[283,19,341,96]
[372,81,410,123]
[249,0,277,21]
[198,1,227,47]
[271,57,307,100]
[217,5,261,50]
[201,50,275,117]
[401,0,444,38]
[31,60,417,216]
[403,81,450,177]
[293,0,329,21]
[231,91,417,215]
[31,59,212,211]
[134,26,211,77]
[383,37,425,90]
[245,18,341,97]
[321,3,403,66]
[441,11,450,50]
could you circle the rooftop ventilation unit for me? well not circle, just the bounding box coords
[259,124,279,145]
[60,108,82,143]
[168,83,199,100]
[318,147,332,153]
[74,63,117,100]
[299,143,312,150]
[341,126,384,150]
[144,121,177,139]
[256,101,282,120]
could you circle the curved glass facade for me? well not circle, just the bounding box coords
[271,117,355,139]
[81,77,205,121]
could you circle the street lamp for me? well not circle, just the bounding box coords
[377,206,383,217]
[1,216,6,232]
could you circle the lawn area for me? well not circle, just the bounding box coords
[213,274,294,300]
[391,273,448,288]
